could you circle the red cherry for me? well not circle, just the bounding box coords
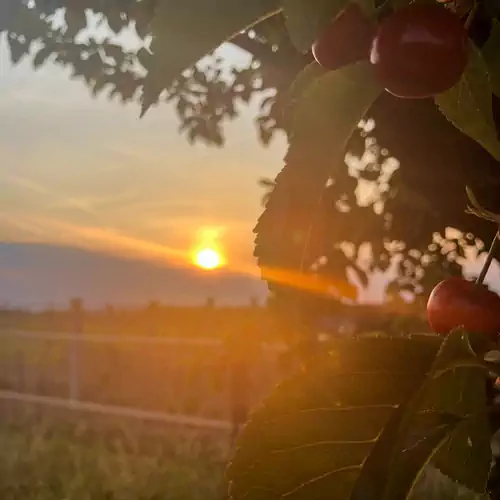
[370,4,468,98]
[427,277,500,337]
[312,3,375,71]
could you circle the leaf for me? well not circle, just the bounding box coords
[481,21,500,98]
[419,329,488,416]
[382,330,491,499]
[283,61,327,127]
[350,387,420,500]
[384,422,458,500]
[351,330,491,500]
[7,35,29,65]
[137,47,153,70]
[106,7,126,34]
[254,62,382,293]
[433,411,491,495]
[435,42,500,161]
[227,337,440,500]
[412,466,487,500]
[283,0,375,53]
[32,45,53,69]
[64,7,88,38]
[140,0,281,116]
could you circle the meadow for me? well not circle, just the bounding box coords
[0,411,226,500]
[0,330,284,422]
[0,303,426,419]
[0,304,430,499]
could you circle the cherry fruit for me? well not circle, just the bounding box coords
[312,3,375,71]
[370,4,468,98]
[427,277,500,337]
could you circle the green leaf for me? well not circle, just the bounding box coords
[282,0,375,53]
[426,334,491,496]
[141,0,281,116]
[419,329,488,417]
[482,21,500,98]
[7,35,29,65]
[283,61,327,130]
[32,45,53,69]
[254,62,382,287]
[385,422,458,500]
[291,61,382,189]
[433,411,491,495]
[382,330,491,499]
[64,6,87,37]
[413,467,488,500]
[288,62,327,106]
[350,331,490,500]
[435,42,500,161]
[227,337,439,500]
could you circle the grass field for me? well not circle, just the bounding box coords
[0,414,226,500]
[0,332,284,421]
[0,403,479,500]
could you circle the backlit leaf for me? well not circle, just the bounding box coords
[32,45,53,69]
[380,330,491,499]
[481,21,500,98]
[254,62,382,293]
[435,43,500,161]
[227,337,440,500]
[7,35,29,64]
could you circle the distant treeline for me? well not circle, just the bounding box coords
[0,299,429,339]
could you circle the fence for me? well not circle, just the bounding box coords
[0,300,288,439]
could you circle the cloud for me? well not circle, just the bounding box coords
[0,173,102,216]
[0,242,268,308]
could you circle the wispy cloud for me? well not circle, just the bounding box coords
[0,213,189,267]
[0,174,100,216]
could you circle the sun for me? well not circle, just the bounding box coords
[194,247,222,270]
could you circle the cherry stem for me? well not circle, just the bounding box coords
[476,230,500,285]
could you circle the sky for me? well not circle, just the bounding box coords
[0,25,294,307]
[1,19,499,309]
[0,39,286,267]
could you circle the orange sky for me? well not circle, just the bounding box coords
[0,38,287,276]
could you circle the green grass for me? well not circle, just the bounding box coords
[0,416,227,500]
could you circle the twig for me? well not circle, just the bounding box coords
[476,230,500,285]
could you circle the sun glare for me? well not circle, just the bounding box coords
[194,248,222,270]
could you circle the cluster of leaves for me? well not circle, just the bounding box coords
[1,0,300,146]
[228,329,500,499]
[253,0,500,321]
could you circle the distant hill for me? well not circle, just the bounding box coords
[2,241,499,312]
[0,243,267,309]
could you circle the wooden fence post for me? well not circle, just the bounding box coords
[229,356,249,444]
[16,350,25,393]
[69,298,83,403]
[226,331,251,444]
[146,300,160,335]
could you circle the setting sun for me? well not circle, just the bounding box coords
[194,248,223,270]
